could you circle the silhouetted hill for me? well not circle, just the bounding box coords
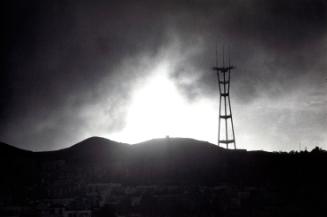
[1,137,327,216]
[35,136,129,164]
[0,141,25,153]
[1,137,327,186]
[0,141,32,159]
[127,138,230,184]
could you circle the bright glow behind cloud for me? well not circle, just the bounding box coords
[111,60,217,144]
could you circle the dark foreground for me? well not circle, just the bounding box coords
[1,137,326,217]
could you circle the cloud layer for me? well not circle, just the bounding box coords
[2,0,327,151]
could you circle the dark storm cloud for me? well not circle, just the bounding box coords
[165,0,327,150]
[165,0,327,101]
[1,0,327,150]
[2,0,171,150]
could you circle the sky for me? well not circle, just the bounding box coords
[2,0,327,151]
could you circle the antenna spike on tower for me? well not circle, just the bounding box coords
[215,40,218,67]
[222,45,225,67]
[228,45,231,67]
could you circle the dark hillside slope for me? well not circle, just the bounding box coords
[1,138,327,216]
[1,138,327,186]
[34,136,130,164]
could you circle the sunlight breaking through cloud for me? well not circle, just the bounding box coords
[111,60,217,144]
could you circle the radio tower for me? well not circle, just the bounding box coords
[213,47,236,149]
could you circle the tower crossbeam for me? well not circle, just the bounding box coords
[213,52,237,149]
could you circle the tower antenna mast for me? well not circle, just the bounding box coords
[212,45,237,149]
